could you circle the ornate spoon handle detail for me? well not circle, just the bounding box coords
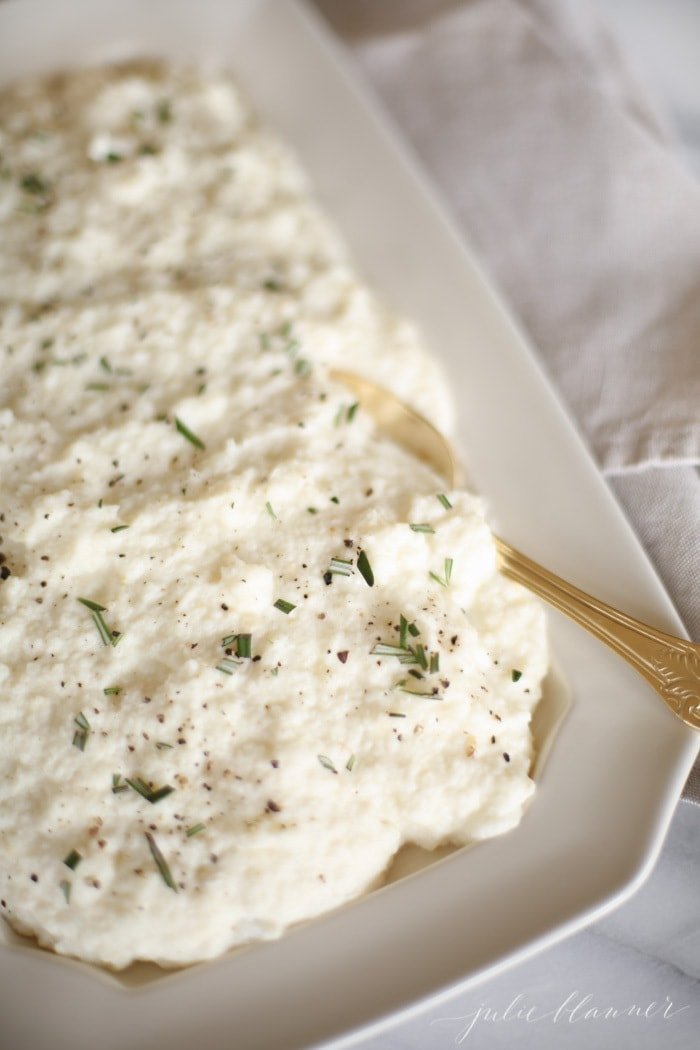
[495,537,700,731]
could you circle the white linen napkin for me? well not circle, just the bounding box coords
[313,0,700,798]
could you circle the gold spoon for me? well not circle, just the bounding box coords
[330,368,700,731]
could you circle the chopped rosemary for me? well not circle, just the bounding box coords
[265,500,278,520]
[186,823,206,838]
[397,685,440,698]
[409,523,435,534]
[63,849,82,871]
[125,777,175,804]
[77,596,106,613]
[60,880,71,903]
[20,172,49,196]
[103,685,121,696]
[99,355,112,373]
[317,754,337,774]
[273,599,295,614]
[156,99,172,124]
[112,773,129,794]
[91,609,113,646]
[221,633,238,647]
[429,557,454,588]
[110,525,129,533]
[413,644,428,670]
[335,401,360,426]
[155,741,174,751]
[328,556,353,577]
[430,652,440,674]
[437,493,453,509]
[346,754,356,772]
[330,495,340,504]
[408,621,420,638]
[236,633,252,659]
[144,832,177,891]
[174,416,205,450]
[216,656,242,675]
[356,549,374,587]
[511,669,523,682]
[388,712,406,718]
[306,507,318,515]
[372,643,411,658]
[72,712,90,751]
[294,358,312,377]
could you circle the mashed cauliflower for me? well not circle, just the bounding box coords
[0,63,546,968]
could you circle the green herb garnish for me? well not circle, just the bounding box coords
[236,633,252,659]
[144,832,177,891]
[155,741,174,751]
[317,754,337,774]
[103,686,121,696]
[409,523,435,534]
[356,549,374,587]
[72,712,90,751]
[216,657,242,675]
[20,172,49,196]
[125,777,174,805]
[59,880,71,904]
[511,669,522,682]
[156,99,172,124]
[437,494,453,510]
[273,599,295,614]
[328,556,353,577]
[265,501,278,520]
[63,849,82,871]
[429,557,453,588]
[110,525,129,533]
[77,597,106,613]
[174,416,205,450]
[112,773,129,794]
[186,823,205,838]
[346,754,356,772]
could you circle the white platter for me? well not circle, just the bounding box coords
[0,1,697,1048]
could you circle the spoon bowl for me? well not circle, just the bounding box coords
[330,368,700,732]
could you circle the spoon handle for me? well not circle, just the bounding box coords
[494,537,700,730]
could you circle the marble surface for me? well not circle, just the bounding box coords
[357,801,699,1049]
[352,3,700,1046]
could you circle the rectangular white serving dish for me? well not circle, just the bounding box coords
[0,2,697,1048]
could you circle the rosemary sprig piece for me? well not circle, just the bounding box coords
[72,712,90,751]
[63,849,82,871]
[356,549,374,587]
[126,777,175,804]
[174,416,205,450]
[144,832,177,891]
[429,557,453,588]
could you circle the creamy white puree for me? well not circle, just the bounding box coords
[0,63,546,968]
